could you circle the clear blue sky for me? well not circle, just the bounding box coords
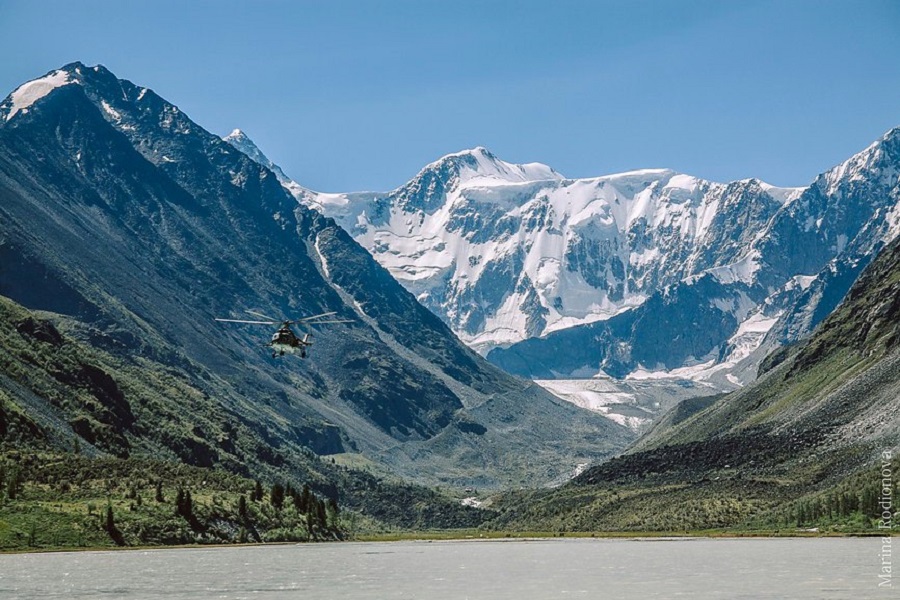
[1,0,898,192]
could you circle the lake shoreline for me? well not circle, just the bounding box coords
[2,528,894,555]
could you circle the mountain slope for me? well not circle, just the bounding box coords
[486,234,900,531]
[0,63,630,491]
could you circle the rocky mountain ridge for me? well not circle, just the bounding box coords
[230,125,900,384]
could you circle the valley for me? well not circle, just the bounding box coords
[1,61,899,550]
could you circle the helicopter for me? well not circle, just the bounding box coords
[215,310,352,358]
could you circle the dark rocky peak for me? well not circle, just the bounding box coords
[1,63,296,224]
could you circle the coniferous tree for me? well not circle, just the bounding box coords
[306,509,315,540]
[6,467,20,500]
[106,504,116,532]
[238,495,248,521]
[105,504,125,546]
[253,480,264,503]
[299,484,311,513]
[175,488,195,519]
[155,481,164,503]
[271,483,285,510]
[327,497,340,528]
[316,498,327,530]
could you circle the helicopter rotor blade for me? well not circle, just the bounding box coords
[215,318,278,325]
[303,319,354,325]
[297,311,338,322]
[246,310,280,321]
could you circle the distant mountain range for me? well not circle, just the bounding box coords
[230,127,900,386]
[0,62,629,491]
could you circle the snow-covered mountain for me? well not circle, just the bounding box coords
[226,128,900,384]
[488,128,900,384]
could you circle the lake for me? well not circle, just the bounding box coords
[0,537,889,599]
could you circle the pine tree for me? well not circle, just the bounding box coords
[155,481,164,503]
[316,498,327,530]
[106,504,116,532]
[299,484,311,513]
[105,504,125,546]
[6,467,20,500]
[271,483,285,510]
[238,495,248,521]
[327,497,340,528]
[306,509,315,540]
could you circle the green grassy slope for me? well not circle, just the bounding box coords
[0,295,487,550]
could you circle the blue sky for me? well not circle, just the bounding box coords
[1,0,898,192]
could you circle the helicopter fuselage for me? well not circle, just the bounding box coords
[268,326,311,358]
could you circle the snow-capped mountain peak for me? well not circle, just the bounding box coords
[2,69,74,122]
[0,62,111,122]
[222,128,314,204]
[223,128,289,181]
[821,126,900,196]
[423,146,564,187]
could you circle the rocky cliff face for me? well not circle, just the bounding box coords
[0,63,630,488]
